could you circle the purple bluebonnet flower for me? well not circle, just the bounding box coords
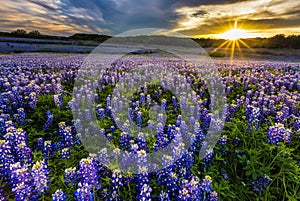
[136,150,152,200]
[98,148,109,166]
[136,132,148,151]
[15,142,32,165]
[276,111,285,123]
[43,111,54,130]
[155,123,167,150]
[0,140,14,180]
[189,122,205,152]
[172,128,185,160]
[99,188,109,200]
[14,128,27,145]
[172,96,177,110]
[221,172,229,180]
[52,189,68,201]
[111,169,123,189]
[10,162,33,201]
[218,135,228,146]
[128,107,134,122]
[74,182,93,201]
[43,140,54,158]
[267,123,292,145]
[31,160,49,196]
[175,152,194,175]
[0,115,8,135]
[60,148,71,159]
[232,137,240,146]
[229,104,237,116]
[36,138,44,151]
[158,191,171,201]
[202,113,211,131]
[292,118,300,131]
[65,167,77,185]
[54,94,63,108]
[58,122,67,134]
[77,156,101,190]
[29,92,37,109]
[138,184,152,201]
[96,106,106,120]
[208,191,218,201]
[166,171,179,196]
[146,94,151,104]
[158,113,165,125]
[161,99,167,112]
[109,169,123,200]
[7,128,32,165]
[15,108,26,125]
[200,175,213,193]
[186,176,202,200]
[58,122,74,148]
[147,120,155,130]
[136,111,143,127]
[110,125,116,133]
[109,190,122,201]
[140,93,145,105]
[67,100,74,110]
[202,149,215,169]
[175,115,182,127]
[246,105,260,130]
[251,174,272,193]
[178,182,190,201]
[106,96,111,108]
[281,105,290,119]
[84,109,91,122]
[0,185,7,201]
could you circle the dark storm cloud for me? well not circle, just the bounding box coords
[61,0,181,33]
[191,10,208,17]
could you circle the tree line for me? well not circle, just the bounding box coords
[0,29,299,49]
[193,34,300,49]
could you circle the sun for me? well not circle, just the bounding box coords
[218,28,251,40]
[211,20,256,77]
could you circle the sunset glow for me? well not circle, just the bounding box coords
[215,21,258,40]
[217,28,256,40]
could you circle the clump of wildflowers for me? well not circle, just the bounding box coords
[251,175,272,193]
[10,162,32,201]
[267,123,292,145]
[31,160,49,197]
[52,189,68,201]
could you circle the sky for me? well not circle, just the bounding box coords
[0,0,300,38]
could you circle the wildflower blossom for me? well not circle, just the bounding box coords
[52,189,68,201]
[251,175,272,193]
[31,160,49,196]
[267,123,292,145]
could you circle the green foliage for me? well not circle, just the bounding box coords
[208,51,226,57]
[5,65,300,201]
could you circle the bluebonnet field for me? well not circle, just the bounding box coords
[0,53,300,201]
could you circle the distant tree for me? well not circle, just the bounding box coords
[268,34,287,48]
[286,35,300,49]
[11,29,27,35]
[29,30,41,36]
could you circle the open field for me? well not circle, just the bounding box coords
[0,37,300,62]
[0,52,300,200]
